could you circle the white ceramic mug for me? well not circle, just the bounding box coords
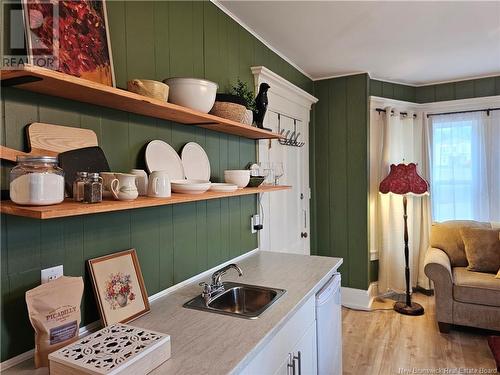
[100,172,117,199]
[111,173,139,201]
[130,169,148,196]
[148,170,171,198]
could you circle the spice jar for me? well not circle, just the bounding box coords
[73,172,88,202]
[10,156,65,206]
[83,173,102,204]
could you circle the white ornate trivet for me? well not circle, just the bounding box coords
[49,323,171,375]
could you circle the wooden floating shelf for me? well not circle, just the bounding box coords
[1,65,282,140]
[0,185,291,219]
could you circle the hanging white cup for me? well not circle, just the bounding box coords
[148,170,171,198]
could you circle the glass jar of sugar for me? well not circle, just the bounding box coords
[10,156,65,206]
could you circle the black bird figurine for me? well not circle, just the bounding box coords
[253,83,271,130]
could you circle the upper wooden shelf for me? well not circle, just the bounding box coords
[0,65,281,140]
[0,185,291,219]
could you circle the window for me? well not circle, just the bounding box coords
[430,110,500,222]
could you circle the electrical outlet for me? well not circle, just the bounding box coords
[251,214,263,233]
[41,265,64,284]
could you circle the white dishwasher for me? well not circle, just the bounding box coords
[316,273,342,375]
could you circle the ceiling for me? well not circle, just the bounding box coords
[218,1,500,85]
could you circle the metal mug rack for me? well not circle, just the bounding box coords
[276,114,305,147]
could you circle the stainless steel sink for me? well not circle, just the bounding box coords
[183,282,286,319]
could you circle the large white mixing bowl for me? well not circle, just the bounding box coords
[163,78,218,113]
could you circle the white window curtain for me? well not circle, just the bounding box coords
[370,106,432,294]
[428,110,500,222]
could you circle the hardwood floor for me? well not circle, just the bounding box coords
[342,293,497,375]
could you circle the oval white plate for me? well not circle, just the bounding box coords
[145,140,185,179]
[171,179,211,194]
[209,183,238,193]
[181,142,210,181]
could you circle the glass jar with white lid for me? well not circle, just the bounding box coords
[9,156,65,206]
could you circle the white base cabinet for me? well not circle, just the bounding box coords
[239,296,316,375]
[271,321,317,375]
[239,275,342,375]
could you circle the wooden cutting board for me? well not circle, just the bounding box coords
[0,122,98,162]
[27,122,98,153]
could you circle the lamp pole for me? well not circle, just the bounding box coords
[393,195,424,316]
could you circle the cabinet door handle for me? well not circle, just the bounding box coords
[293,351,302,375]
[287,353,296,375]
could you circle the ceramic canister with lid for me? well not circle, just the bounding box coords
[9,156,65,206]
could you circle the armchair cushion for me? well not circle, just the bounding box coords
[460,227,500,273]
[430,220,490,267]
[453,267,500,307]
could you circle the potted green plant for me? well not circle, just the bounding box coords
[230,79,256,125]
[210,79,256,125]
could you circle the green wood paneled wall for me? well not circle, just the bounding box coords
[370,76,500,103]
[370,79,417,102]
[0,1,311,361]
[310,74,370,290]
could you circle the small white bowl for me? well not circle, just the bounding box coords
[224,170,250,189]
[163,78,218,113]
[171,179,211,194]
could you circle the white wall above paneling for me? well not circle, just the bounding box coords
[219,1,500,86]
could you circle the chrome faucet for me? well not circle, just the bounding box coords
[199,263,243,305]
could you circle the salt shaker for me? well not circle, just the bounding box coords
[83,173,102,204]
[73,172,88,201]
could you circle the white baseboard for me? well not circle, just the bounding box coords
[0,248,259,371]
[341,282,378,311]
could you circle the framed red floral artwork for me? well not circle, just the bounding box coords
[88,249,150,326]
[22,0,115,86]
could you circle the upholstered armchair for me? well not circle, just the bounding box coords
[424,220,500,333]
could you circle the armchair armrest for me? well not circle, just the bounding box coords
[424,247,452,281]
[424,247,453,324]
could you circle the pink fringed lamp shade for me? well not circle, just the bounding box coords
[379,163,429,195]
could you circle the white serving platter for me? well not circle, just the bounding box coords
[181,142,211,181]
[145,140,185,179]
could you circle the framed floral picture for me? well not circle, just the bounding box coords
[22,0,115,86]
[88,249,150,326]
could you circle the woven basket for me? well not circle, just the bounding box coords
[210,101,247,123]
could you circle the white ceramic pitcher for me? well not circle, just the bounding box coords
[111,173,139,201]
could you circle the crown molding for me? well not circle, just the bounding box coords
[369,73,500,87]
[313,71,369,82]
[413,72,500,87]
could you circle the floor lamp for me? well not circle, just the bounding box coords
[379,162,429,316]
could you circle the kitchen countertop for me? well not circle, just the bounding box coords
[4,251,342,375]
